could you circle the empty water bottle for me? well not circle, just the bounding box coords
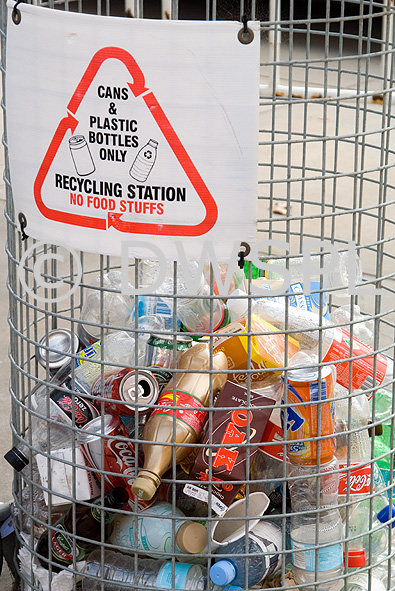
[210,520,282,587]
[82,549,241,591]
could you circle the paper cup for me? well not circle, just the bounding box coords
[210,491,270,549]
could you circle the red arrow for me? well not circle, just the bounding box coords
[68,46,149,114]
[34,47,218,237]
[34,112,107,229]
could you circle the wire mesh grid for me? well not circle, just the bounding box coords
[1,0,395,590]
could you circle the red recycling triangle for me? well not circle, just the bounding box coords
[33,46,218,236]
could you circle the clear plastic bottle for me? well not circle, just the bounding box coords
[251,297,393,394]
[137,259,230,334]
[81,548,238,591]
[265,250,362,295]
[78,270,134,346]
[4,371,87,471]
[74,330,144,389]
[335,386,390,565]
[345,572,387,591]
[132,343,228,500]
[210,520,282,587]
[108,501,208,559]
[288,458,344,591]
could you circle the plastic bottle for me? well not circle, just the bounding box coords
[344,572,387,591]
[210,520,282,587]
[81,548,241,591]
[36,487,129,572]
[74,330,145,389]
[129,139,158,182]
[288,458,344,591]
[334,385,391,567]
[137,259,230,334]
[4,368,96,471]
[265,250,362,294]
[78,270,134,346]
[132,343,228,500]
[108,501,208,558]
[370,387,394,488]
[251,297,393,394]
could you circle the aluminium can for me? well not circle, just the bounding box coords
[36,329,80,373]
[145,334,192,391]
[90,368,159,417]
[281,364,336,465]
[78,414,154,510]
[145,334,192,368]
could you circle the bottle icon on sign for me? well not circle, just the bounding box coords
[129,139,158,182]
[69,135,95,176]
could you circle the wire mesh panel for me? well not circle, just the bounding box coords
[2,1,395,590]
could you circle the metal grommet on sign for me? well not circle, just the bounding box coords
[238,14,254,45]
[12,0,23,24]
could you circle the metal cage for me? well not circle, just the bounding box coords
[2,1,395,590]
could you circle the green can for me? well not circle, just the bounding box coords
[145,334,193,390]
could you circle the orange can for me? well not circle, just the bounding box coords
[281,364,336,465]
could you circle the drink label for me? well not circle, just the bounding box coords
[249,521,282,578]
[338,463,373,496]
[323,328,388,395]
[75,341,101,367]
[156,562,191,589]
[51,388,98,427]
[151,390,207,438]
[91,501,118,524]
[291,539,343,572]
[51,521,89,564]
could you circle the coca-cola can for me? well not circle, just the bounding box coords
[78,414,155,510]
[91,368,159,418]
[50,377,98,427]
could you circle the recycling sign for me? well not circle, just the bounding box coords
[6,3,260,260]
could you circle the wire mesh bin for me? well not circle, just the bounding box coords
[2,0,395,590]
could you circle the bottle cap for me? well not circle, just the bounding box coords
[175,522,208,554]
[131,471,161,501]
[4,446,29,472]
[106,487,129,509]
[344,550,365,567]
[224,587,243,590]
[210,561,237,586]
[377,504,395,527]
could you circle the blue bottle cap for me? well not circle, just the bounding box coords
[377,504,395,527]
[224,587,242,590]
[210,561,237,586]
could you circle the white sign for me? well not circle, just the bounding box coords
[6,3,259,260]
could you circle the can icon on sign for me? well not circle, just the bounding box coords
[69,135,95,176]
[129,139,158,182]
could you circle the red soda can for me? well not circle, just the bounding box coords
[281,364,336,465]
[78,414,155,510]
[91,369,159,418]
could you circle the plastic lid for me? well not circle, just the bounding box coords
[4,446,29,472]
[131,471,161,501]
[344,550,366,567]
[224,587,242,591]
[176,522,208,554]
[210,561,237,586]
[377,504,395,527]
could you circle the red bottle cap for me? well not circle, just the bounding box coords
[344,550,366,567]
